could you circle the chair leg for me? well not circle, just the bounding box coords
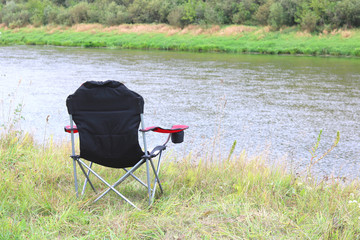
[146,158,152,205]
[150,153,164,201]
[72,158,79,197]
[82,162,94,195]
[155,152,163,193]
[150,159,163,193]
[76,160,97,194]
[123,168,147,188]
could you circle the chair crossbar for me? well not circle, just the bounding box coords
[69,130,166,208]
[151,152,164,200]
[93,159,145,205]
[76,159,97,194]
[149,159,163,193]
[123,168,148,188]
[82,162,94,195]
[92,154,164,206]
[81,163,147,195]
[77,158,139,209]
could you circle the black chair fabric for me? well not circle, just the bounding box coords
[66,80,145,168]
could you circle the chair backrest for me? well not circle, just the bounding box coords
[66,80,145,168]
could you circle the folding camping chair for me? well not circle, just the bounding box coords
[64,80,188,209]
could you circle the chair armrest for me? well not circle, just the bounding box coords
[64,125,78,133]
[139,125,189,133]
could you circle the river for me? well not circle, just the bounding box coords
[1,45,359,178]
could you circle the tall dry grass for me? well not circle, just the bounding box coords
[56,23,256,37]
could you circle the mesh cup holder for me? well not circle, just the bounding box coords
[171,131,184,144]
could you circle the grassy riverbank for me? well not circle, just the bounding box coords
[1,24,360,57]
[1,130,360,239]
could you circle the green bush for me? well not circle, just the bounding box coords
[333,0,360,28]
[88,0,131,25]
[268,2,285,29]
[88,0,106,23]
[203,2,222,24]
[26,0,48,26]
[211,0,236,24]
[167,6,185,27]
[254,0,272,25]
[279,0,298,26]
[9,10,30,28]
[147,0,172,23]
[233,0,258,25]
[112,4,132,24]
[105,3,131,25]
[127,0,149,23]
[50,0,62,6]
[181,0,196,23]
[308,0,333,27]
[232,2,250,24]
[1,1,30,28]
[300,10,319,32]
[43,5,60,25]
[55,7,71,25]
[127,0,172,23]
[0,4,3,22]
[69,2,90,24]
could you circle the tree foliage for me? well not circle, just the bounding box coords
[1,0,359,32]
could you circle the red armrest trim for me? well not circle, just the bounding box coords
[64,125,78,133]
[140,125,189,133]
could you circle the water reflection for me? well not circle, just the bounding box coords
[0,45,359,178]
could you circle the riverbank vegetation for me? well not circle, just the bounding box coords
[1,24,360,56]
[0,0,360,33]
[1,127,360,238]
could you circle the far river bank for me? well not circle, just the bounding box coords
[1,24,360,57]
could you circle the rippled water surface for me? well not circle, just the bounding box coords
[1,46,360,177]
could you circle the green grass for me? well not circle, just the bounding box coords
[1,130,360,239]
[1,25,360,57]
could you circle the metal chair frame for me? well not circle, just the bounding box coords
[68,114,169,209]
